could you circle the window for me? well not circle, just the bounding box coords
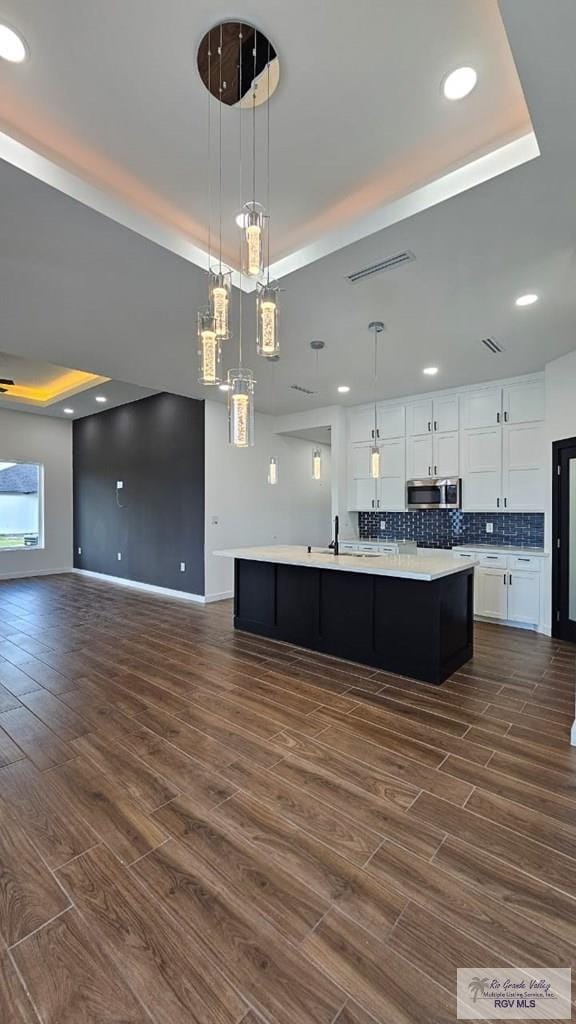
[0,461,43,550]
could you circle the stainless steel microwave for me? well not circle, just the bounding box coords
[406,478,461,510]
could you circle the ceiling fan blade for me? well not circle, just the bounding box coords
[0,378,15,386]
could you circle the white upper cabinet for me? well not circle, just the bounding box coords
[407,435,433,479]
[377,438,406,510]
[433,396,459,433]
[502,381,545,424]
[376,403,405,439]
[406,396,459,435]
[348,477,377,512]
[433,431,459,478]
[461,427,502,511]
[406,400,433,437]
[502,423,545,510]
[349,406,377,443]
[461,388,502,429]
[350,443,372,479]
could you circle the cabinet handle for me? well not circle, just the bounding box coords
[434,465,437,476]
[371,499,374,509]
[496,497,500,507]
[504,497,507,508]
[434,420,438,431]
[376,428,380,438]
[428,421,431,432]
[504,411,508,423]
[371,429,374,439]
[428,466,431,477]
[497,412,501,423]
[503,573,507,585]
[486,555,498,560]
[509,573,513,585]
[518,557,530,562]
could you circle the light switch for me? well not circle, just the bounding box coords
[211,515,219,526]
[379,520,386,531]
[180,562,186,572]
[77,546,82,555]
[117,552,122,561]
[116,480,124,489]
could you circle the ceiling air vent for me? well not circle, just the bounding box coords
[479,337,505,354]
[290,384,316,395]
[346,250,416,284]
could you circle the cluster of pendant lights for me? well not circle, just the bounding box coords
[196,22,280,453]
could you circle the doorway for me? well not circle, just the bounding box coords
[552,436,576,641]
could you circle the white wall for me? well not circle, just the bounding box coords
[0,409,73,578]
[204,401,332,600]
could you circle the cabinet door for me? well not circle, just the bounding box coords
[432,432,459,477]
[503,381,544,424]
[502,424,545,511]
[461,427,502,511]
[461,389,502,429]
[476,568,508,619]
[407,435,433,479]
[433,396,459,433]
[350,444,371,479]
[349,406,377,443]
[377,404,405,439]
[406,399,433,437]
[507,571,540,624]
[348,477,377,512]
[377,439,406,510]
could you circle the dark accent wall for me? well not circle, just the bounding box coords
[73,393,204,594]
[358,510,545,549]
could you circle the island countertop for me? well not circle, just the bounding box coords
[215,544,477,581]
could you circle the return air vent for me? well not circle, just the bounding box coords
[479,337,505,354]
[346,250,416,284]
[290,384,316,395]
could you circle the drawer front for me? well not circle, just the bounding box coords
[478,552,508,568]
[454,551,475,560]
[508,554,542,572]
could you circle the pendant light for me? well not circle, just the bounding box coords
[242,37,267,278]
[256,48,280,358]
[368,321,384,479]
[197,310,221,385]
[227,24,256,447]
[209,26,231,340]
[312,448,322,481]
[267,455,278,485]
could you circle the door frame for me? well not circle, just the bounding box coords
[551,436,576,639]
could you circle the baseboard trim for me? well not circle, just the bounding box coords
[474,614,539,633]
[73,569,206,603]
[571,720,576,748]
[0,567,72,581]
[204,590,234,603]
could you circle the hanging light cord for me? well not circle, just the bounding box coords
[266,38,271,282]
[373,325,378,438]
[252,31,257,206]
[238,25,244,367]
[218,24,223,272]
[207,32,212,281]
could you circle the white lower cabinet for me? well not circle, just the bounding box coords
[507,571,541,624]
[477,567,509,619]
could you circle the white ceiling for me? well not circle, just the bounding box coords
[0,0,531,271]
[0,0,574,415]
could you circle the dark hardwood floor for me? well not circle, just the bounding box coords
[0,572,575,1023]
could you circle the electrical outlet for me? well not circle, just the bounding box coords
[379,520,386,531]
[77,546,82,555]
[486,522,494,534]
[117,552,122,561]
[211,515,219,526]
[116,480,123,490]
[180,562,186,572]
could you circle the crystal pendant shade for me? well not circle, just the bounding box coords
[370,445,380,480]
[243,204,267,278]
[267,456,278,485]
[197,311,221,385]
[228,368,256,447]
[209,270,231,340]
[312,448,322,481]
[257,283,279,358]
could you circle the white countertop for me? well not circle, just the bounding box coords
[214,545,477,581]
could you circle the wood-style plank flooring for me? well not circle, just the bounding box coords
[0,572,575,1023]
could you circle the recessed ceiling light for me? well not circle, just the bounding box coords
[515,293,539,307]
[443,66,477,101]
[337,385,351,393]
[63,408,74,415]
[95,395,107,403]
[0,24,28,63]
[219,383,231,391]
[423,366,439,376]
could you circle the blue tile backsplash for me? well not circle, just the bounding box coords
[358,510,544,549]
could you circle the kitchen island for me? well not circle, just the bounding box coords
[216,545,475,684]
